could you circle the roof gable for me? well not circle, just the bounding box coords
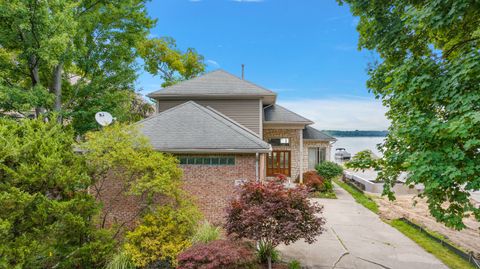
[147,70,276,100]
[137,101,271,153]
[263,104,313,124]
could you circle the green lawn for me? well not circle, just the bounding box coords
[311,191,337,199]
[332,178,379,213]
[389,219,476,269]
[333,178,476,269]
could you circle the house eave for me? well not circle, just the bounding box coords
[147,94,276,105]
[155,148,272,154]
[263,121,314,125]
[263,122,312,129]
[303,138,337,142]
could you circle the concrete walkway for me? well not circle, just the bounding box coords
[277,185,447,269]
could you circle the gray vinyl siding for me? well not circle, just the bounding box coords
[156,99,261,135]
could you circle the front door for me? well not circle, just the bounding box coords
[266,150,291,177]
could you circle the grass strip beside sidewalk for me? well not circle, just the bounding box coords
[389,219,476,269]
[332,178,475,269]
[332,178,378,213]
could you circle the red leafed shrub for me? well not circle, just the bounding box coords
[303,171,325,192]
[273,173,288,182]
[225,179,325,269]
[177,239,257,269]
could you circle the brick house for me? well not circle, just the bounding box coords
[139,70,336,222]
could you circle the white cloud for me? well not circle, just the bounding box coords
[206,59,220,68]
[278,97,390,130]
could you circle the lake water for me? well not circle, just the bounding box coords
[330,136,386,160]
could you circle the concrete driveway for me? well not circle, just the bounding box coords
[277,185,447,269]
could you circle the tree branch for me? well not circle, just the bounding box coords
[443,37,479,59]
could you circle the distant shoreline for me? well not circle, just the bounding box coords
[323,130,388,137]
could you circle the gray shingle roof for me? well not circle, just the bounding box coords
[147,70,277,99]
[303,126,336,141]
[263,104,313,124]
[136,101,271,153]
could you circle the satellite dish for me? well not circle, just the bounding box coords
[95,112,113,126]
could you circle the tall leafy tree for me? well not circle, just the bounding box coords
[339,0,480,229]
[0,117,114,268]
[0,0,204,133]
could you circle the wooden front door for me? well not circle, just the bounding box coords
[266,150,291,177]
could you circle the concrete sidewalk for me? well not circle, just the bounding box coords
[277,185,447,269]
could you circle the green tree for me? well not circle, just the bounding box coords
[0,117,114,268]
[81,123,201,268]
[80,123,186,236]
[0,1,203,133]
[138,37,206,87]
[339,0,480,228]
[346,150,380,172]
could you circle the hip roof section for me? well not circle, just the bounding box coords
[303,126,336,141]
[147,70,277,104]
[136,101,272,153]
[263,104,314,125]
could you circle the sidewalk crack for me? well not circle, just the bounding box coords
[331,227,350,269]
[357,257,392,269]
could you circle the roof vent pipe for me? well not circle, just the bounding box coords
[241,64,245,80]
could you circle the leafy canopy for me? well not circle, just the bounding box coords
[0,117,114,269]
[346,150,381,172]
[80,123,186,236]
[339,0,480,229]
[138,37,206,87]
[0,0,204,133]
[80,123,202,267]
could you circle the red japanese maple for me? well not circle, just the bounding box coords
[177,239,256,269]
[224,177,325,269]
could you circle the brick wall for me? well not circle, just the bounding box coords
[180,154,257,224]
[93,169,171,231]
[263,128,302,180]
[95,154,257,229]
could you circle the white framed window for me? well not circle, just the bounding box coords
[268,138,290,146]
[308,147,326,170]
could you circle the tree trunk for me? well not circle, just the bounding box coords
[52,63,63,122]
[29,55,45,118]
[267,256,272,269]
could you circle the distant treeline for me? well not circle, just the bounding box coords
[323,130,388,137]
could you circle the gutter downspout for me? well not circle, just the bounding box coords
[299,129,304,184]
[255,153,259,181]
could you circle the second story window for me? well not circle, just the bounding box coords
[268,138,290,146]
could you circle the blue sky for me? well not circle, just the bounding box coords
[137,0,389,130]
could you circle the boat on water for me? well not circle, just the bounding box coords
[335,148,351,160]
